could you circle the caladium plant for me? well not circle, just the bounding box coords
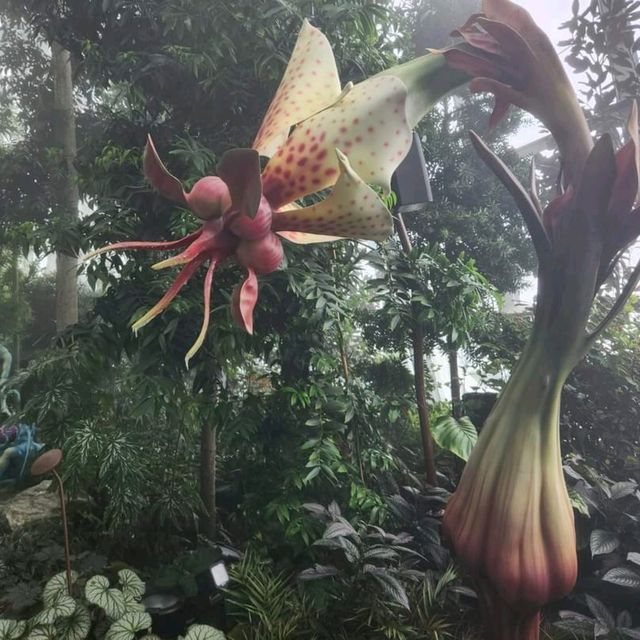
[439,1,640,639]
[86,20,466,365]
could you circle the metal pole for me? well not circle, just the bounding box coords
[53,469,73,594]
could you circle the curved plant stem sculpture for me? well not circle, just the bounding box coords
[440,1,640,638]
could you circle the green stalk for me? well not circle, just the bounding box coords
[445,325,577,621]
[377,53,470,128]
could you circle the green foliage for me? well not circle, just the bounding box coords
[365,240,497,354]
[430,415,478,462]
[561,0,640,116]
[1,569,149,640]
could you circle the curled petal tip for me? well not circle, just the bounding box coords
[132,258,204,334]
[183,259,217,366]
[143,135,188,205]
[151,255,191,270]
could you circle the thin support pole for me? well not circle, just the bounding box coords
[53,469,73,594]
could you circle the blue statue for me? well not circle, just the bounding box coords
[0,344,44,488]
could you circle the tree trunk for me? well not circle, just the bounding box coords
[447,339,462,419]
[199,423,217,540]
[394,214,438,486]
[12,250,21,371]
[412,322,438,486]
[52,41,79,332]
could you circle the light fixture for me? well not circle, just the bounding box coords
[391,132,433,212]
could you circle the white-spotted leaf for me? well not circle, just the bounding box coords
[34,594,77,625]
[43,572,77,607]
[105,611,152,640]
[85,576,126,619]
[0,620,26,640]
[25,625,56,640]
[183,624,226,640]
[122,592,145,613]
[118,570,145,600]
[56,603,91,640]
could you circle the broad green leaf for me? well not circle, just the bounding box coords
[25,625,56,640]
[568,488,590,517]
[363,566,409,610]
[602,567,640,590]
[554,618,594,635]
[183,624,226,640]
[323,517,357,539]
[590,529,620,556]
[431,415,478,461]
[118,570,145,600]
[43,572,77,607]
[85,576,126,619]
[586,594,615,629]
[56,603,91,640]
[33,595,77,625]
[610,481,638,500]
[122,592,145,613]
[0,620,26,640]
[297,564,339,581]
[105,611,152,640]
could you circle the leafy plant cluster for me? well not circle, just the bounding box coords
[0,567,224,640]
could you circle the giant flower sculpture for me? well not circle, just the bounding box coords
[438,1,640,639]
[87,22,465,365]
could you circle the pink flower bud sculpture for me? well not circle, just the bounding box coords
[439,1,640,638]
[86,21,466,366]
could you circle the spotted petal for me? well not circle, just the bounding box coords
[271,150,392,241]
[276,203,343,243]
[262,76,412,209]
[277,231,344,244]
[252,19,341,158]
